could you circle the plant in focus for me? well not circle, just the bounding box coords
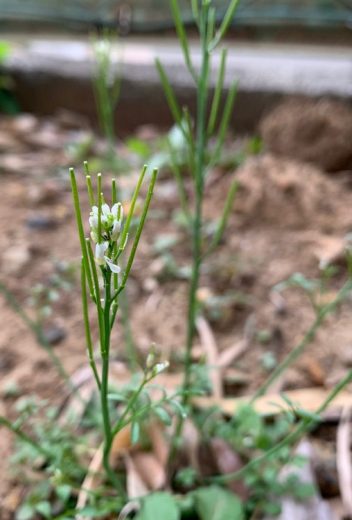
[70,162,166,495]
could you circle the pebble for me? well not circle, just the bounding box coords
[11,113,38,134]
[42,325,67,346]
[26,214,58,230]
[2,244,31,274]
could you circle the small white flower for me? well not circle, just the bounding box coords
[95,242,108,265]
[89,202,123,243]
[104,257,121,274]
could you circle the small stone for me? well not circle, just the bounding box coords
[2,244,31,274]
[11,113,38,134]
[26,213,58,230]
[143,277,158,293]
[42,325,67,346]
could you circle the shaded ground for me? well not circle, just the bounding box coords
[1,105,352,516]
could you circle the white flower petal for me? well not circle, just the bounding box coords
[89,215,99,230]
[91,206,99,215]
[111,203,119,217]
[104,257,121,274]
[111,220,121,241]
[102,204,110,217]
[95,242,109,264]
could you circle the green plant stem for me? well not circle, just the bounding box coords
[252,280,352,402]
[212,369,352,484]
[70,168,94,300]
[0,415,50,458]
[171,6,211,461]
[81,262,101,390]
[111,377,146,438]
[0,282,79,398]
[205,178,238,256]
[100,269,124,495]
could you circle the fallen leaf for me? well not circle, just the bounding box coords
[196,316,222,399]
[125,454,149,499]
[131,452,166,490]
[194,387,352,417]
[336,407,352,517]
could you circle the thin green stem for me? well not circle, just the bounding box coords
[111,377,146,438]
[100,270,125,495]
[0,415,50,458]
[70,167,94,300]
[183,1,210,409]
[206,178,238,256]
[210,80,238,168]
[252,280,352,402]
[212,369,352,484]
[112,169,158,300]
[167,139,192,222]
[209,0,240,51]
[81,261,101,390]
[120,165,147,248]
[171,0,197,82]
[0,282,78,397]
[170,5,211,463]
[86,239,105,349]
[207,48,227,137]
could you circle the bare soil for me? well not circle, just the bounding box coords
[1,105,352,516]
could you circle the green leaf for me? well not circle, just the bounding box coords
[154,406,172,426]
[0,41,10,61]
[35,501,51,518]
[193,486,243,520]
[16,504,35,520]
[136,492,180,520]
[56,484,72,503]
[131,421,140,444]
[126,138,151,159]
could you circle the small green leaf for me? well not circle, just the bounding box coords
[193,486,243,520]
[56,484,72,502]
[35,501,51,518]
[135,492,180,520]
[16,504,35,520]
[131,421,140,444]
[126,138,151,159]
[154,407,172,426]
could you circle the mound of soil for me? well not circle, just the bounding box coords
[234,154,352,232]
[259,99,352,172]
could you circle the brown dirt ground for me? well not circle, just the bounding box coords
[1,109,352,515]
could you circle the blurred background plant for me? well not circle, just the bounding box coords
[0,40,18,114]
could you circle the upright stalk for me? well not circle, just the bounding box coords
[182,12,210,409]
[71,165,157,497]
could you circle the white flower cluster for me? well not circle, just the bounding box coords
[89,203,123,273]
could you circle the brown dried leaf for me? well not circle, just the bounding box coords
[196,316,223,399]
[336,407,352,516]
[125,454,149,499]
[131,452,166,490]
[110,425,132,466]
[76,444,103,520]
[147,421,169,467]
[194,387,352,417]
